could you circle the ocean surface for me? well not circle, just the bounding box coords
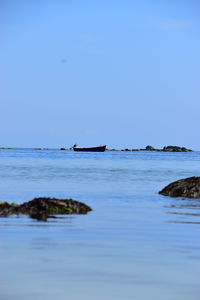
[0,148,200,300]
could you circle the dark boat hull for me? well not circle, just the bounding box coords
[73,145,106,152]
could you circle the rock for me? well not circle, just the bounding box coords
[162,146,192,152]
[0,201,19,216]
[100,145,193,152]
[145,145,155,151]
[159,177,200,198]
[60,147,67,150]
[0,197,92,221]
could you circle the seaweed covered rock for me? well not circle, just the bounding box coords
[0,201,19,216]
[159,177,200,198]
[0,197,92,221]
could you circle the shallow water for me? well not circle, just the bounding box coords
[0,149,200,300]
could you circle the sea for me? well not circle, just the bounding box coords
[0,148,200,300]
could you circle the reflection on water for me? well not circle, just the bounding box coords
[164,197,200,224]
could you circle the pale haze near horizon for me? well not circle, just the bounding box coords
[1,0,200,149]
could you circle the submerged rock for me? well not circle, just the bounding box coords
[159,177,200,198]
[0,197,92,221]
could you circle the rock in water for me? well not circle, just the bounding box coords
[162,146,192,152]
[159,177,200,198]
[145,145,155,151]
[0,197,92,221]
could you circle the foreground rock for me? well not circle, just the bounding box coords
[0,197,92,221]
[159,177,200,198]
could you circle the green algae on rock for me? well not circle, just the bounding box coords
[0,197,92,221]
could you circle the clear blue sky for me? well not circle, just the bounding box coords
[1,0,200,149]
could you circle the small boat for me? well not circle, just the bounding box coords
[72,144,106,152]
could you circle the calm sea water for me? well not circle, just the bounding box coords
[0,149,200,300]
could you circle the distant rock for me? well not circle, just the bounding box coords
[0,147,12,149]
[60,147,67,150]
[121,148,131,151]
[162,146,192,152]
[159,177,200,198]
[0,197,92,221]
[106,145,193,152]
[145,145,155,151]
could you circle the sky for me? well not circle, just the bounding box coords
[0,0,200,149]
